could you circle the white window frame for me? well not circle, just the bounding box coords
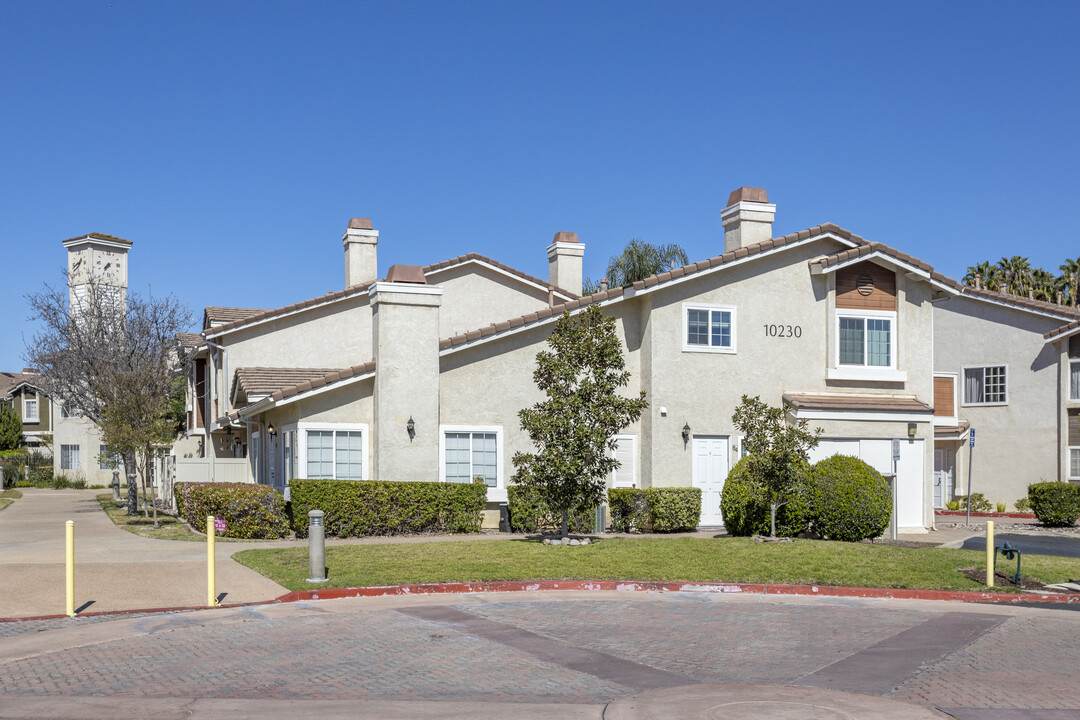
[98,445,120,471]
[1069,360,1080,402]
[828,309,905,382]
[961,364,1009,407]
[933,372,959,426]
[682,303,737,354]
[1070,446,1080,481]
[439,425,504,499]
[60,444,80,471]
[609,434,638,488]
[23,395,39,422]
[297,422,370,481]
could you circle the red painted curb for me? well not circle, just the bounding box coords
[279,579,1080,606]
[935,511,1038,519]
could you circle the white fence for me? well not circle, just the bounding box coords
[175,457,250,486]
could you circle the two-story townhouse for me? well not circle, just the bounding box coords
[0,370,52,451]
[931,288,1080,508]
[200,188,949,531]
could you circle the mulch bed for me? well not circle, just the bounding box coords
[958,567,1079,592]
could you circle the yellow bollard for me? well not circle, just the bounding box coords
[65,520,75,617]
[207,515,218,607]
[986,520,995,588]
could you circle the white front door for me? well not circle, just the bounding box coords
[933,448,954,508]
[692,436,729,527]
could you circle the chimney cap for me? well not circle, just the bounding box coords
[385,264,427,284]
[726,187,770,205]
[552,231,579,244]
[348,218,373,230]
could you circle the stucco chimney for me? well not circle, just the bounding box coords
[343,217,379,288]
[721,187,775,252]
[369,267,443,483]
[547,231,585,296]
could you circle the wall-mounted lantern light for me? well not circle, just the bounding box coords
[267,422,276,436]
[682,422,691,446]
[907,422,917,439]
[407,416,416,440]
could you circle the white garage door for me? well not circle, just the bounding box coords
[809,438,924,529]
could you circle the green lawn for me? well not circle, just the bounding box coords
[232,536,1080,593]
[0,489,21,512]
[95,493,246,542]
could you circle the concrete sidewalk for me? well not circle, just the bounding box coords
[0,489,287,618]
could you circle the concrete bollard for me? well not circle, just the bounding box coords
[111,471,120,502]
[307,510,327,583]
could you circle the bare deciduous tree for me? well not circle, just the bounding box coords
[25,277,192,518]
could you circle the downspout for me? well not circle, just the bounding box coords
[202,336,229,482]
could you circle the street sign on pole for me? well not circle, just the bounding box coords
[890,438,900,540]
[892,438,901,461]
[966,427,975,525]
[970,428,975,448]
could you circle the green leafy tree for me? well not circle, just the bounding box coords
[731,395,821,538]
[1059,257,1080,307]
[1030,268,1058,302]
[997,256,1033,297]
[512,305,648,538]
[0,405,21,451]
[584,239,689,293]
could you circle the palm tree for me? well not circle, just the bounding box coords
[997,256,1033,297]
[1060,257,1080,307]
[963,261,1002,292]
[1031,268,1058,302]
[604,239,689,288]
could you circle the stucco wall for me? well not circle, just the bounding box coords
[933,296,1064,502]
[430,264,554,339]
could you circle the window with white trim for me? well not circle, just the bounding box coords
[837,311,894,368]
[60,444,80,471]
[305,429,364,480]
[683,304,736,353]
[1071,447,1080,480]
[964,365,1007,405]
[1070,360,1079,402]
[440,427,502,488]
[23,396,38,422]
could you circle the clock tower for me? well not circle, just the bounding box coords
[62,232,133,311]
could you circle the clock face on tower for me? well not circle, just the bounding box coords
[94,250,124,284]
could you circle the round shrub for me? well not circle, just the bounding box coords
[719,457,811,537]
[1027,482,1080,527]
[810,455,891,542]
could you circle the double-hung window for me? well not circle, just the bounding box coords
[683,304,736,353]
[441,427,501,487]
[23,396,38,422]
[1070,360,1079,402]
[1070,447,1080,480]
[304,429,364,480]
[98,445,120,470]
[963,366,1008,405]
[60,444,80,471]
[837,311,894,368]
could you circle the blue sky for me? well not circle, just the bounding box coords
[2,1,1078,370]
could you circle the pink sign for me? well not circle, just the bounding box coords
[214,516,226,532]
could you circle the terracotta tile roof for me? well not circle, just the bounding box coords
[206,253,577,338]
[950,284,1080,320]
[810,241,934,274]
[230,361,377,419]
[233,367,344,401]
[934,420,971,438]
[176,333,205,351]
[203,306,267,328]
[0,371,43,400]
[61,232,132,246]
[783,394,933,413]
[1045,318,1080,340]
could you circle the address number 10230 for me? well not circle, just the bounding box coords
[764,324,802,338]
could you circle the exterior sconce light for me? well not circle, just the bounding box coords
[682,422,691,446]
[407,416,415,440]
[267,422,276,436]
[907,422,917,439]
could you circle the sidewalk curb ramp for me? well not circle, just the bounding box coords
[4,579,1078,623]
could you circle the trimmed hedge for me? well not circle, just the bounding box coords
[289,479,486,537]
[607,487,702,533]
[1028,482,1080,527]
[810,455,892,542]
[507,485,594,534]
[719,457,812,537]
[608,489,650,532]
[175,482,290,539]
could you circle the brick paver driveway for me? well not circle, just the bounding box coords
[1,590,1078,719]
